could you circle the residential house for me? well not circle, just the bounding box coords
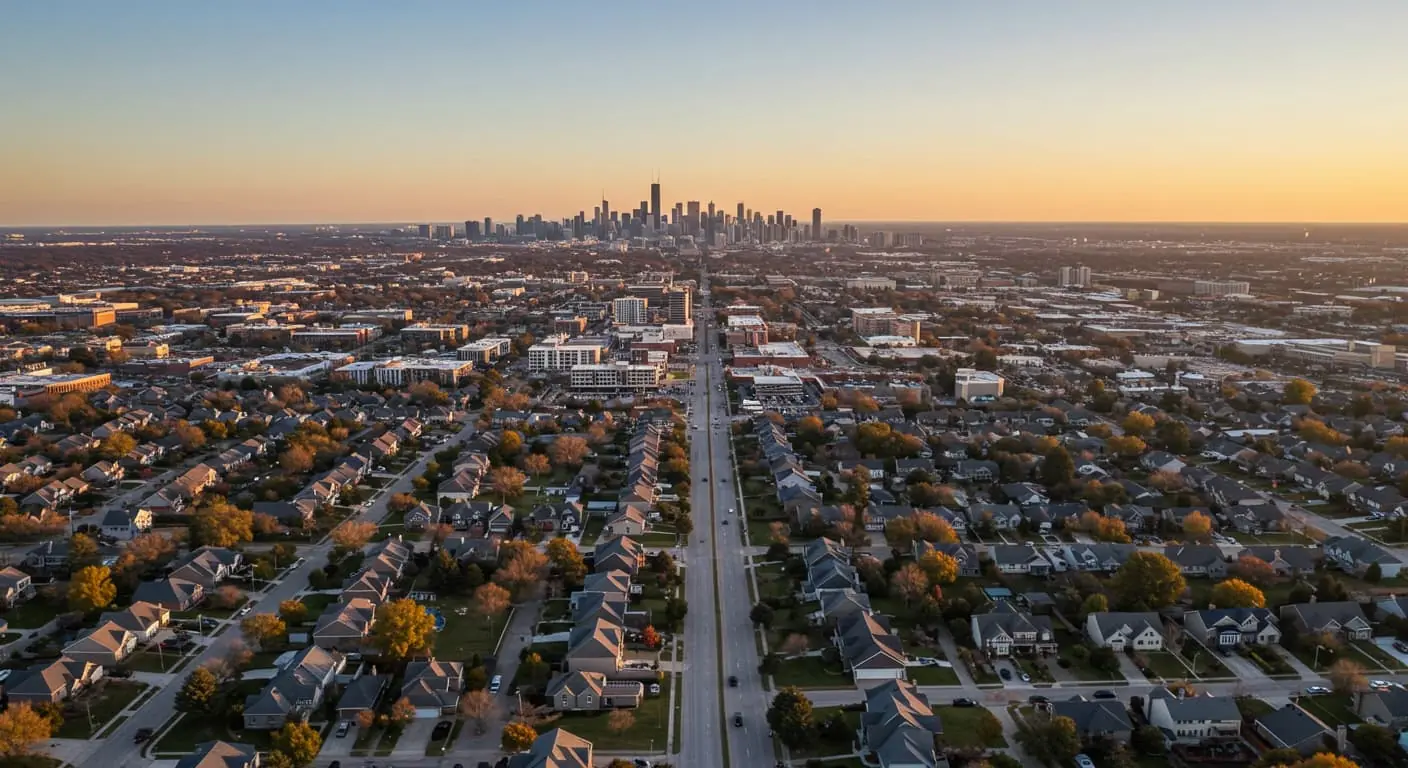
[1254,705,1331,756]
[593,536,645,576]
[1279,601,1372,641]
[0,566,34,608]
[804,558,861,600]
[243,646,345,730]
[401,659,464,717]
[1356,689,1408,730]
[1104,504,1157,533]
[335,674,389,723]
[1085,612,1165,651]
[1141,451,1186,474]
[25,539,71,572]
[1144,688,1242,744]
[4,656,105,704]
[812,590,875,628]
[1323,535,1405,578]
[971,602,1058,657]
[314,598,377,651]
[403,501,438,530]
[132,576,204,611]
[1236,546,1319,577]
[1051,698,1134,743]
[169,547,244,587]
[834,612,907,681]
[62,620,138,667]
[506,728,593,768]
[913,541,981,577]
[1347,485,1408,518]
[1061,543,1136,574]
[602,507,649,539]
[858,680,943,768]
[1163,545,1228,578]
[1181,608,1281,649]
[98,601,169,643]
[341,570,393,605]
[546,670,644,711]
[175,741,260,768]
[950,460,998,483]
[565,617,626,675]
[363,538,413,579]
[990,544,1058,576]
[101,507,153,540]
[528,502,583,535]
[82,460,126,486]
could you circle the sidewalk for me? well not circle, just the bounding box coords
[935,626,976,688]
[1276,646,1320,680]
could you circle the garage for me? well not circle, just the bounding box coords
[413,707,441,719]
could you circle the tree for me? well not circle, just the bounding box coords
[0,703,54,756]
[545,537,587,587]
[884,516,918,550]
[474,582,512,625]
[1016,713,1082,766]
[751,603,776,628]
[278,599,308,625]
[608,708,636,736]
[1107,435,1147,458]
[1253,749,1308,768]
[891,562,929,606]
[273,720,322,766]
[1041,447,1075,486]
[174,420,206,451]
[330,520,377,552]
[1349,723,1406,767]
[1231,555,1276,587]
[68,565,116,613]
[522,453,550,477]
[1122,412,1156,437]
[1328,658,1366,695]
[191,501,253,547]
[387,492,418,514]
[1181,510,1213,540]
[176,666,219,715]
[371,598,436,661]
[501,721,537,752]
[767,686,815,749]
[1111,551,1186,609]
[494,546,549,600]
[1367,562,1384,583]
[519,652,551,687]
[99,432,136,461]
[1210,578,1265,608]
[1284,378,1317,406]
[918,551,959,585]
[549,435,590,467]
[279,445,315,474]
[1156,420,1192,454]
[913,512,959,544]
[1132,724,1165,755]
[68,532,100,568]
[498,430,524,457]
[1286,756,1361,768]
[641,625,662,650]
[490,466,527,501]
[459,689,499,734]
[390,697,417,724]
[240,613,287,650]
[1082,593,1109,616]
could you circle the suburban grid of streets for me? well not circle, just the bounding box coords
[27,265,1393,768]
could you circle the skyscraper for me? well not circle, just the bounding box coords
[686,201,701,233]
[812,208,822,242]
[667,288,692,324]
[483,217,492,238]
[650,182,661,230]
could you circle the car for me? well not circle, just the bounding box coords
[633,761,653,768]
[134,728,154,743]
[1093,690,1117,699]
[732,712,743,727]
[1304,685,1331,695]
[999,668,1012,680]
[722,519,729,525]
[336,721,351,737]
[489,675,503,693]
[432,721,453,740]
[1028,695,1049,704]
[1395,641,1408,654]
[235,605,252,617]
[1075,755,1095,768]
[728,675,738,687]
[701,476,707,482]
[951,698,977,707]
[1020,672,1031,682]
[912,657,940,667]
[1371,680,1393,691]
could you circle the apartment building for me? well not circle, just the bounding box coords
[569,361,661,393]
[529,335,607,371]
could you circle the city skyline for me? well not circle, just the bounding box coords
[4,0,1407,226]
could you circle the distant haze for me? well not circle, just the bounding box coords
[2,1,1406,226]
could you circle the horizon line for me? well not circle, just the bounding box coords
[5,218,1408,230]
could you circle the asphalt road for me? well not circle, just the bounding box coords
[82,421,482,768]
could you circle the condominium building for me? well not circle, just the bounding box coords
[0,306,117,329]
[851,308,918,340]
[399,323,470,347]
[334,357,476,387]
[569,361,662,393]
[612,298,649,325]
[456,337,513,364]
[528,336,607,371]
[954,368,1005,401]
[1193,280,1252,297]
[1059,265,1093,288]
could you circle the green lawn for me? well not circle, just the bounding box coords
[935,705,1007,748]
[432,597,512,658]
[1294,693,1361,727]
[56,681,148,738]
[792,706,862,758]
[772,656,853,689]
[542,599,571,621]
[1141,651,1194,680]
[579,517,606,545]
[1351,641,1407,670]
[126,648,189,673]
[1,600,60,629]
[540,676,671,751]
[907,665,961,685]
[300,593,340,616]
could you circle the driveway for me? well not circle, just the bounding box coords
[392,717,441,757]
[319,724,358,757]
[1211,648,1268,682]
[1117,652,1147,683]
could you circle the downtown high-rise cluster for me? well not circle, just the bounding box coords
[413,181,871,246]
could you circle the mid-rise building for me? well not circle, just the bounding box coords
[569,361,662,393]
[612,297,649,325]
[565,271,589,284]
[844,277,896,291]
[0,372,113,406]
[456,337,512,364]
[334,357,476,387]
[0,306,118,329]
[399,323,470,347]
[1193,280,1252,297]
[666,288,692,325]
[954,368,1005,401]
[528,336,607,371]
[432,224,454,240]
[1059,265,1094,288]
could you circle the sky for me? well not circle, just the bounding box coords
[2,1,1406,226]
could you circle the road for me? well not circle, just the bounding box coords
[84,420,482,768]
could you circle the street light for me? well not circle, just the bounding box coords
[1314,644,1328,669]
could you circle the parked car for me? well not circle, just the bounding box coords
[1093,690,1117,699]
[1304,685,1331,696]
[432,721,453,740]
[733,713,743,727]
[336,721,351,738]
[951,698,977,707]
[1075,755,1095,768]
[999,668,1012,681]
[728,676,738,687]
[1020,672,1031,682]
[134,728,154,743]
[489,675,503,693]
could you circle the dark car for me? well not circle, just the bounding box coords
[998,667,1012,680]
[1028,695,1049,704]
[1093,690,1117,699]
[432,721,453,740]
[733,712,743,727]
[728,675,738,687]
[133,728,154,743]
[951,698,977,707]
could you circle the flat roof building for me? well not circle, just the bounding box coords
[954,368,1005,402]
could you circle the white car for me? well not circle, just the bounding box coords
[1075,755,1095,768]
[1304,685,1331,695]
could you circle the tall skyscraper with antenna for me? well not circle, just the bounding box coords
[650,178,661,231]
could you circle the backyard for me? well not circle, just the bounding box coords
[431,594,512,658]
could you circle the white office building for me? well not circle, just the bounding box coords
[954,368,1005,401]
[528,335,606,371]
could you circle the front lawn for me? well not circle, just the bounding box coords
[907,665,961,685]
[1293,693,1361,727]
[541,676,671,751]
[56,681,148,738]
[772,656,853,689]
[1351,641,1407,671]
[126,648,190,673]
[1,600,60,629]
[1141,651,1194,680]
[432,596,512,658]
[935,705,1007,748]
[300,593,340,617]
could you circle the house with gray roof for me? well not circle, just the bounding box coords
[971,602,1057,657]
[859,679,943,768]
[1144,687,1241,744]
[1279,601,1372,641]
[1061,543,1136,573]
[335,673,388,723]
[1182,608,1280,649]
[1254,704,1330,756]
[1236,546,1319,577]
[1051,697,1133,742]
[811,589,873,627]
[1162,545,1228,578]
[546,670,643,712]
[913,541,981,577]
[1356,689,1408,729]
[4,656,104,704]
[243,646,345,730]
[1324,535,1405,578]
[506,728,593,768]
[401,658,463,717]
[834,612,907,681]
[566,617,625,676]
[1085,612,1165,652]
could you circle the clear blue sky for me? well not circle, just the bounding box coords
[3,0,1406,225]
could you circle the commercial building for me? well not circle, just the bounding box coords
[611,297,649,325]
[666,288,692,325]
[289,325,381,350]
[954,368,1005,401]
[844,277,896,291]
[565,271,589,284]
[334,357,476,387]
[399,323,470,347]
[215,353,351,383]
[1194,280,1252,297]
[341,309,414,328]
[1233,338,1396,370]
[456,337,512,364]
[0,372,113,406]
[0,306,117,329]
[851,308,919,340]
[751,371,806,397]
[528,336,607,371]
[811,208,822,241]
[732,341,811,368]
[569,361,662,393]
[726,315,769,346]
